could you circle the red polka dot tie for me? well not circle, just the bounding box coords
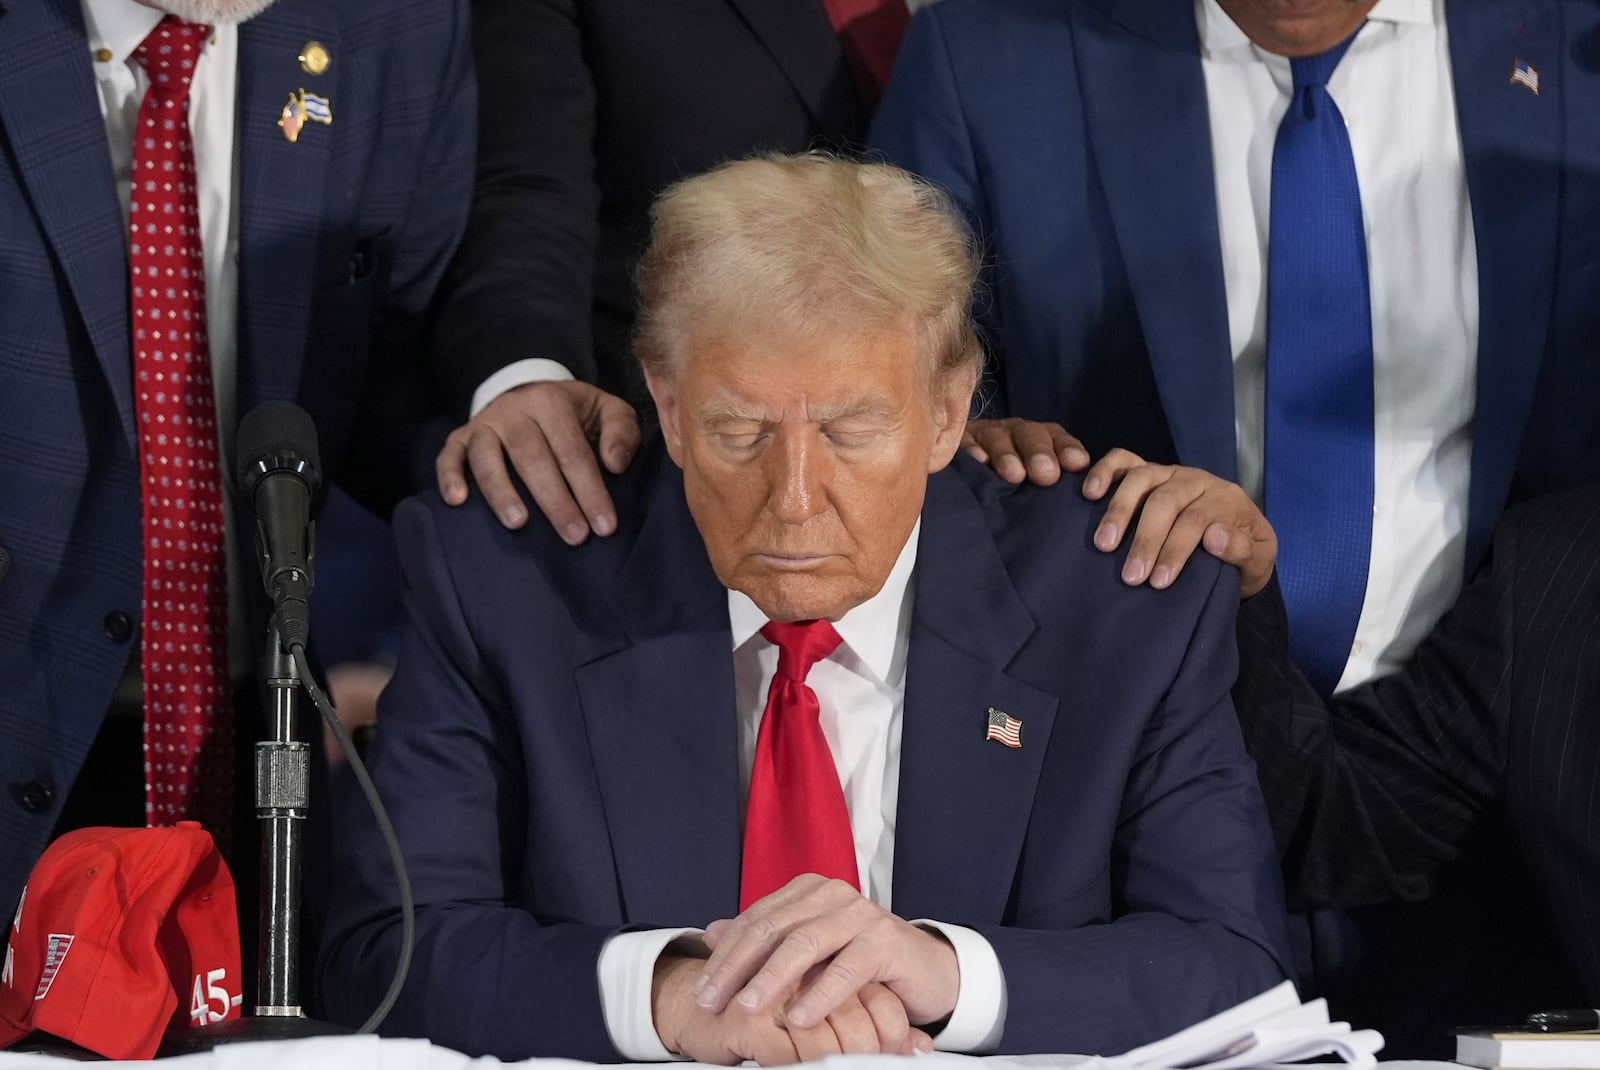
[130,17,233,848]
[739,620,860,910]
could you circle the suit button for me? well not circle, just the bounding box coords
[103,611,133,643]
[18,781,54,813]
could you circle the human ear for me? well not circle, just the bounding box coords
[927,363,979,472]
[645,371,686,468]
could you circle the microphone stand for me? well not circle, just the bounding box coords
[257,618,309,1018]
[158,571,351,1053]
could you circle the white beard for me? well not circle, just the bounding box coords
[140,0,278,25]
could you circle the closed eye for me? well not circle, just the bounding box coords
[713,431,768,452]
[825,430,881,450]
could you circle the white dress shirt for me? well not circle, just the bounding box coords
[597,522,1008,1059]
[1198,0,1478,692]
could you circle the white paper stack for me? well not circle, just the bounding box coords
[1095,981,1384,1070]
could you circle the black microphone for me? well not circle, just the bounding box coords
[236,401,321,650]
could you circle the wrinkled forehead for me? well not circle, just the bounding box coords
[673,322,928,414]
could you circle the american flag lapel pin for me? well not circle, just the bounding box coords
[985,706,1022,749]
[279,88,334,143]
[1511,59,1540,95]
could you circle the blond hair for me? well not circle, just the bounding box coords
[633,153,982,386]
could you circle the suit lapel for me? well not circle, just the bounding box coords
[1449,0,1561,563]
[724,0,866,135]
[0,0,135,448]
[577,464,744,925]
[891,469,1058,924]
[233,0,337,413]
[1071,0,1237,479]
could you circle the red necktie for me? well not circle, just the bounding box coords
[739,620,860,911]
[819,0,911,108]
[130,18,233,846]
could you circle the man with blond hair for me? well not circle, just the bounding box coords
[319,153,1291,1063]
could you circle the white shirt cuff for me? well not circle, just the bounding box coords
[596,927,703,1061]
[469,358,575,416]
[914,920,1007,1053]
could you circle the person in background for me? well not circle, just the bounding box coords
[320,153,1290,1062]
[1061,449,1600,1039]
[306,0,928,749]
[867,0,1600,1052]
[426,0,923,544]
[0,0,472,979]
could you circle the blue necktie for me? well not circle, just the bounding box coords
[1264,29,1373,698]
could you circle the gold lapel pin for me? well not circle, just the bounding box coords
[299,41,330,76]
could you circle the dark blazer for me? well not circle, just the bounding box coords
[870,0,1600,569]
[1234,484,1600,1003]
[0,0,474,925]
[427,0,870,411]
[319,447,1292,1059]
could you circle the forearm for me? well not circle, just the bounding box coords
[428,0,600,407]
[1233,575,1506,909]
[978,917,1284,1054]
[322,903,620,1060]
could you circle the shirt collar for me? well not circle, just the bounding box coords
[1199,0,1435,59]
[728,519,920,687]
[82,0,168,68]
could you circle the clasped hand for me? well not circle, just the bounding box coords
[652,875,957,1065]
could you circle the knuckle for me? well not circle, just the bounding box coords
[1146,482,1187,510]
[826,957,864,990]
[746,915,782,944]
[784,926,824,959]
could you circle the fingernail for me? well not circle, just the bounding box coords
[1124,556,1148,584]
[695,984,718,1009]
[1094,522,1118,551]
[692,973,709,995]
[443,481,463,502]
[1084,475,1103,495]
[610,447,630,467]
[593,514,615,536]
[563,522,586,544]
[1151,565,1172,589]
[1001,456,1025,481]
[503,506,526,526]
[736,987,760,1009]
[1028,455,1054,478]
[1204,527,1230,555]
[1063,448,1088,468]
[916,1036,934,1053]
[787,1005,811,1027]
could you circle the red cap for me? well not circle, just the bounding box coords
[0,823,243,1059]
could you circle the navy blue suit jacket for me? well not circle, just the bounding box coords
[0,0,473,922]
[870,0,1600,568]
[319,445,1292,1059]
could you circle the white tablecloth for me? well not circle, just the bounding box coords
[0,1035,1465,1070]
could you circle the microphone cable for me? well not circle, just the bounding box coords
[290,642,414,1035]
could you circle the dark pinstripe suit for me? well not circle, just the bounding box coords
[1234,484,1600,1047]
[0,0,474,929]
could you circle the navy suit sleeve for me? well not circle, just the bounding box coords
[427,0,601,409]
[979,563,1292,1053]
[870,6,1008,416]
[317,499,619,1061]
[340,0,478,509]
[871,9,982,232]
